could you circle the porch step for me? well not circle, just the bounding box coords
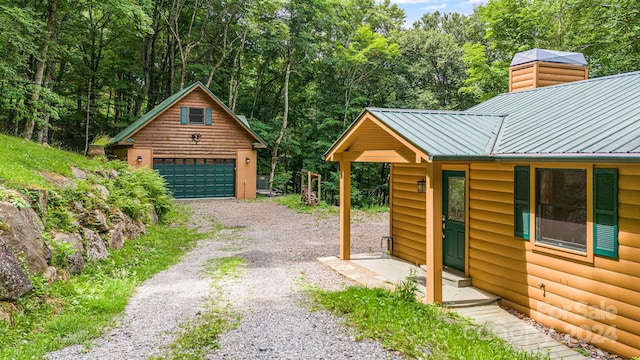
[420,265,472,288]
[443,267,472,288]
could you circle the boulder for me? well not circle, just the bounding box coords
[71,167,87,180]
[86,209,109,232]
[0,201,50,273]
[110,209,126,223]
[42,266,70,283]
[106,169,118,179]
[83,228,108,261]
[107,222,125,249]
[71,201,88,220]
[0,301,16,325]
[124,216,146,240]
[146,205,159,225]
[0,240,33,301]
[94,184,110,199]
[51,232,85,274]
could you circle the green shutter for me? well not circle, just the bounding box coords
[180,107,188,124]
[594,168,618,258]
[205,108,212,126]
[514,166,530,239]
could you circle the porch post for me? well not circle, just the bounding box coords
[425,163,443,303]
[339,160,351,260]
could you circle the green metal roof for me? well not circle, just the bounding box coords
[327,70,640,162]
[110,82,266,147]
[366,108,505,158]
[469,71,640,157]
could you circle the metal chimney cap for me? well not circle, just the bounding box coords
[511,48,587,66]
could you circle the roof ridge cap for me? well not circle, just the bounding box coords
[366,107,506,117]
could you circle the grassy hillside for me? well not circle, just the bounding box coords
[0,134,210,359]
[0,133,101,190]
[0,134,173,227]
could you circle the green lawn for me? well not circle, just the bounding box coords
[311,286,551,360]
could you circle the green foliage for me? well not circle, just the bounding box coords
[90,135,111,146]
[204,256,247,280]
[104,164,173,223]
[48,239,78,268]
[44,190,77,232]
[395,268,419,302]
[272,193,338,214]
[0,207,206,360]
[0,188,29,209]
[312,286,550,359]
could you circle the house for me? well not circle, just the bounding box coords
[111,82,266,199]
[324,49,640,357]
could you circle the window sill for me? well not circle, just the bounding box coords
[532,242,594,264]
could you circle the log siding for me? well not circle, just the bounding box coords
[468,162,640,358]
[390,163,426,265]
[131,88,256,159]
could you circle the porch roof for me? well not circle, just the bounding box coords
[324,108,506,162]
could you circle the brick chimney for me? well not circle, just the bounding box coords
[509,49,588,92]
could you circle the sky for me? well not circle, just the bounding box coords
[388,0,488,27]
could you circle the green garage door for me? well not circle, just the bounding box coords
[154,159,235,199]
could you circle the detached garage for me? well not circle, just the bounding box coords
[110,82,266,199]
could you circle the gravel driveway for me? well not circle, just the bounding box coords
[47,198,399,360]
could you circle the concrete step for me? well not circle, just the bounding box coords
[443,267,472,288]
[418,265,472,288]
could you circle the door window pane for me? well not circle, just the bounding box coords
[447,177,465,222]
[536,169,586,251]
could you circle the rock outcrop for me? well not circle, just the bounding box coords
[83,228,109,261]
[51,232,85,274]
[0,165,159,302]
[0,201,50,273]
[0,239,33,301]
[107,222,125,249]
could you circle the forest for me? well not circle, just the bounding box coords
[1,0,638,206]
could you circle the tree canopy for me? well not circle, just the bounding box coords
[1,0,637,206]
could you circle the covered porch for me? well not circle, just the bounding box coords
[324,108,505,304]
[324,109,446,303]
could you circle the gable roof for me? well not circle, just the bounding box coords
[363,109,505,158]
[326,70,640,162]
[111,82,266,147]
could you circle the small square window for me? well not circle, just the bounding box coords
[536,168,586,252]
[189,108,204,124]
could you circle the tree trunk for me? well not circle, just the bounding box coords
[205,17,233,88]
[268,56,292,192]
[37,62,56,144]
[169,35,175,93]
[228,30,246,111]
[84,76,92,154]
[24,0,58,140]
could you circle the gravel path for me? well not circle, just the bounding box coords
[47,198,398,360]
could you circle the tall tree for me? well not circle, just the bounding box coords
[23,0,57,140]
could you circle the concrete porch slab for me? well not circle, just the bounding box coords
[318,253,499,307]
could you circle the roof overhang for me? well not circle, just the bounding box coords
[324,110,429,163]
[492,153,640,162]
